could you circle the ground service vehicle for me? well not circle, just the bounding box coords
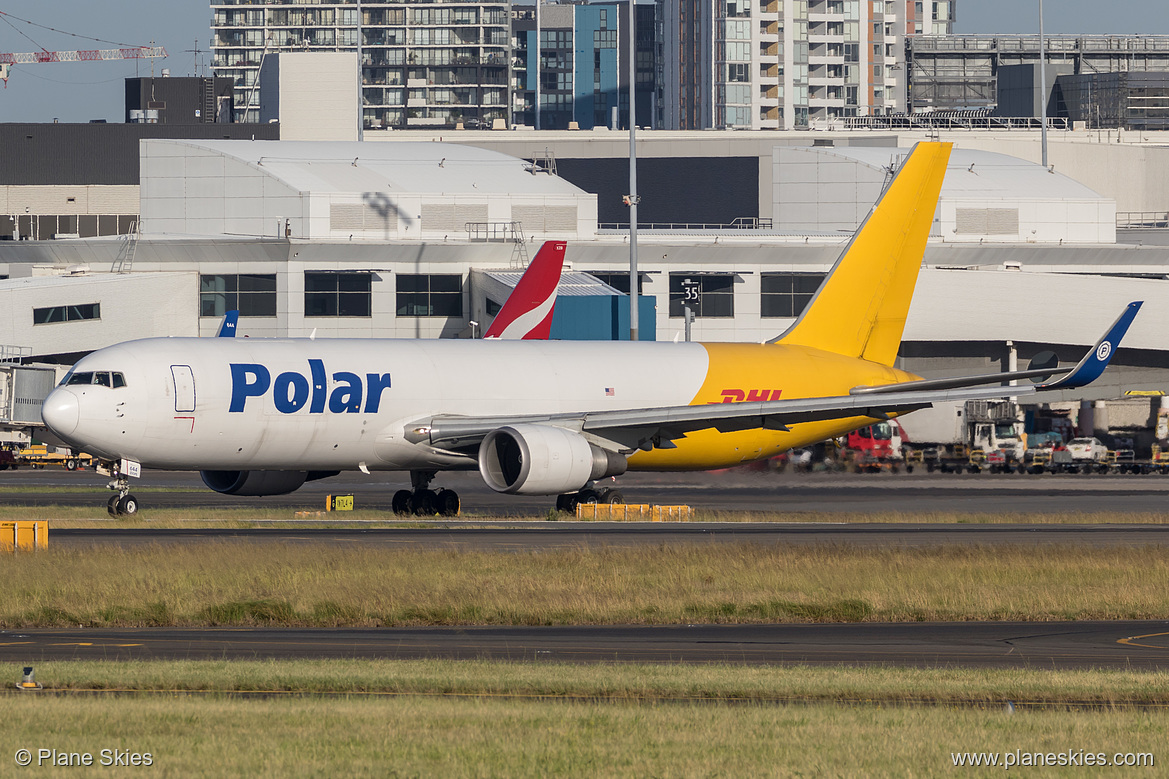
[1065,436,1109,462]
[898,400,1027,473]
[841,421,905,472]
[12,444,92,470]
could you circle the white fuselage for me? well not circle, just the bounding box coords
[42,337,711,472]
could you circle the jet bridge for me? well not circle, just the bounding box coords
[0,348,59,445]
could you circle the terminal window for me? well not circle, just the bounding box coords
[304,271,372,317]
[587,272,645,295]
[669,273,735,318]
[33,302,100,325]
[200,274,277,318]
[396,273,463,317]
[761,272,826,317]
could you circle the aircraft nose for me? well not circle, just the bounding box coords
[41,388,80,437]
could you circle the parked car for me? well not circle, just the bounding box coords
[1065,437,1109,462]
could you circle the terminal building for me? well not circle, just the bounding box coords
[3,128,1169,414]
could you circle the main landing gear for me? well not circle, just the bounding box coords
[555,485,624,513]
[392,470,460,517]
[105,468,139,517]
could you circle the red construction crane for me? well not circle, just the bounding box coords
[0,46,167,86]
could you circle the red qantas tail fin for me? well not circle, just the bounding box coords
[483,241,566,340]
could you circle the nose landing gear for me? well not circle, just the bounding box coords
[105,468,139,517]
[392,470,460,517]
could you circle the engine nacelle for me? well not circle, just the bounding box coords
[478,424,627,495]
[200,470,337,496]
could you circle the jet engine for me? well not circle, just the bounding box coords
[200,470,339,496]
[478,424,627,495]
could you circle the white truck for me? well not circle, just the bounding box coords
[897,400,1027,473]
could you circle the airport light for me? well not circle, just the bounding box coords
[628,0,639,341]
[1039,0,1048,168]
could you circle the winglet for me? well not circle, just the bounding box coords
[484,240,566,339]
[1040,302,1142,390]
[216,310,239,338]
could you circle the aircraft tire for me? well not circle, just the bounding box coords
[392,490,412,515]
[65,458,78,471]
[577,488,600,505]
[599,489,624,505]
[118,495,139,516]
[411,489,437,516]
[107,495,120,517]
[555,494,578,513]
[436,489,460,517]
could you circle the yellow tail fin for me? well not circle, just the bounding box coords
[774,142,952,366]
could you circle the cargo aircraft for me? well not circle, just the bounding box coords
[40,143,1140,516]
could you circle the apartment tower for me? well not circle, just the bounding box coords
[211,1,511,130]
[661,0,954,130]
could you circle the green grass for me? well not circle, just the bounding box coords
[11,659,1169,706]
[3,692,1163,777]
[5,542,1169,627]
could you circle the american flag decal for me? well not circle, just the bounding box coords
[604,387,615,396]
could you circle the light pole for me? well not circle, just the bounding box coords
[627,0,639,341]
[535,0,541,130]
[1039,0,1047,168]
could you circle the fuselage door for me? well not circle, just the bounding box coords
[171,365,196,413]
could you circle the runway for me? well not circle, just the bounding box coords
[3,622,1168,668]
[7,468,1169,515]
[47,523,1169,549]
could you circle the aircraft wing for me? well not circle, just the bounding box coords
[427,302,1141,453]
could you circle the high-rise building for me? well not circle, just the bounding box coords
[661,0,953,130]
[511,1,659,130]
[210,1,511,130]
[908,34,1169,114]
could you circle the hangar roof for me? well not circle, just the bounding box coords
[483,270,622,297]
[156,140,586,197]
[822,146,1105,201]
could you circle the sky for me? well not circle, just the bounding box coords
[0,0,1166,124]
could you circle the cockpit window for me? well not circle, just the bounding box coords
[63,371,127,388]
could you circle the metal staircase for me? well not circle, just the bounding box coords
[201,78,218,122]
[113,220,140,274]
[509,222,529,269]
